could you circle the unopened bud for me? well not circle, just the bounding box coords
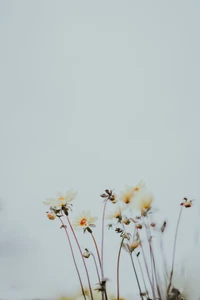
[123,217,130,225]
[47,212,56,220]
[150,222,156,227]
[83,249,90,258]
[136,224,143,229]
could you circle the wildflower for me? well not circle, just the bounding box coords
[73,211,98,231]
[43,189,77,208]
[106,206,124,221]
[82,248,90,258]
[120,181,146,205]
[47,211,56,220]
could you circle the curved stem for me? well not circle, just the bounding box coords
[90,232,104,300]
[59,217,86,300]
[130,253,144,300]
[167,206,183,296]
[66,216,94,300]
[117,237,125,300]
[134,251,149,298]
[101,199,108,279]
[91,232,102,269]
[90,252,101,283]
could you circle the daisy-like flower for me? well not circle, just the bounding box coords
[43,189,77,208]
[120,181,146,205]
[73,211,98,231]
[106,206,124,221]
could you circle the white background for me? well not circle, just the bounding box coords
[0,1,200,299]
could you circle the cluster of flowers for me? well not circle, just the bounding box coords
[44,182,194,300]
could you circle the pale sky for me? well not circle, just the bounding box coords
[1,1,200,299]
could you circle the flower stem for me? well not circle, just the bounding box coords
[167,206,183,296]
[101,199,108,279]
[59,217,86,300]
[66,216,94,300]
[117,237,125,300]
[91,232,102,269]
[134,251,149,298]
[90,252,101,283]
[101,199,109,300]
[130,253,144,300]
[90,233,104,300]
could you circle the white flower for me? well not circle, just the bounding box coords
[73,211,98,230]
[106,206,124,220]
[119,181,146,206]
[43,189,77,208]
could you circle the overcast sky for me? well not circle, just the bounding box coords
[1,1,200,299]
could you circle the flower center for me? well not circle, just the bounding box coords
[134,187,139,191]
[58,196,65,201]
[80,218,87,226]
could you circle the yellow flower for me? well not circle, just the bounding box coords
[137,191,152,213]
[73,211,98,230]
[43,189,77,208]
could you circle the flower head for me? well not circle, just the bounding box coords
[43,189,77,208]
[106,206,124,221]
[119,181,146,205]
[73,211,98,231]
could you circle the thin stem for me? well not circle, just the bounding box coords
[101,199,108,279]
[91,232,102,269]
[140,242,154,293]
[167,206,183,296]
[117,237,125,300]
[134,251,149,298]
[90,252,101,283]
[130,253,144,300]
[142,217,157,300]
[59,217,86,300]
[145,217,162,300]
[90,233,104,300]
[66,216,94,300]
[101,199,109,300]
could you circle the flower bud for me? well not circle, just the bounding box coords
[135,224,143,229]
[83,249,90,258]
[47,212,56,220]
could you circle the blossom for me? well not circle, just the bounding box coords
[106,206,124,220]
[73,211,98,230]
[119,181,146,205]
[43,189,77,208]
